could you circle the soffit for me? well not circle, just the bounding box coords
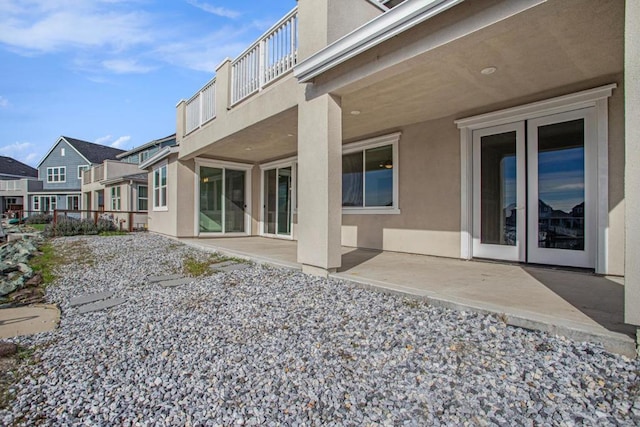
[324,0,623,140]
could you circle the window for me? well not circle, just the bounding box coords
[139,151,150,164]
[67,195,80,211]
[138,185,148,211]
[33,196,39,211]
[61,148,65,157]
[34,196,57,212]
[47,167,66,183]
[110,186,121,210]
[6,198,18,206]
[342,133,400,214]
[153,164,167,210]
[78,165,90,179]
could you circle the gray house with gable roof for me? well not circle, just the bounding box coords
[31,136,125,213]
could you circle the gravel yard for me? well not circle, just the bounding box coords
[1,233,638,426]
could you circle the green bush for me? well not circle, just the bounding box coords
[44,216,117,237]
[25,213,53,224]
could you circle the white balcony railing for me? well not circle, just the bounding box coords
[0,180,27,191]
[231,7,298,105]
[185,77,216,134]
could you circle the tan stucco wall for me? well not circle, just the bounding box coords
[341,116,461,258]
[147,155,184,237]
[624,0,640,325]
[607,79,625,276]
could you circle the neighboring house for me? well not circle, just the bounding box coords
[32,136,125,214]
[0,156,40,215]
[82,135,176,229]
[118,134,176,165]
[141,1,640,334]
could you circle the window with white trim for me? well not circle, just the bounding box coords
[153,164,167,210]
[138,185,148,211]
[110,186,121,210]
[6,198,18,206]
[47,166,66,183]
[78,165,90,179]
[32,196,39,211]
[67,195,80,211]
[342,133,400,213]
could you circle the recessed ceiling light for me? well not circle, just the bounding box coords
[350,110,361,115]
[480,66,497,75]
[287,133,295,137]
[245,147,252,151]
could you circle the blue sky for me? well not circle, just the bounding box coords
[0,0,296,166]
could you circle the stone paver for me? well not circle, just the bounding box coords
[148,274,183,283]
[159,278,195,288]
[69,291,114,307]
[209,261,237,270]
[217,263,251,273]
[0,304,59,338]
[77,298,127,314]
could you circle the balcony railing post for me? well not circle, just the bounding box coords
[259,39,266,92]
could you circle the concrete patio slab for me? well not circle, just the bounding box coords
[0,304,60,338]
[159,278,195,288]
[69,291,114,307]
[148,274,183,283]
[77,298,127,314]
[177,236,636,356]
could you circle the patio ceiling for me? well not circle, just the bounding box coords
[311,0,624,140]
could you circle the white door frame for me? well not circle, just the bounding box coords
[259,156,297,240]
[194,158,253,237]
[456,84,615,273]
[472,122,526,262]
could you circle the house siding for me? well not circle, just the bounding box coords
[39,139,90,191]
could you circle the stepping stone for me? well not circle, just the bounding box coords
[217,263,252,273]
[160,278,195,288]
[70,291,114,307]
[209,261,237,270]
[77,298,127,314]
[148,274,183,283]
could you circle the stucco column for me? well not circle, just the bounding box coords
[625,0,640,335]
[297,91,342,277]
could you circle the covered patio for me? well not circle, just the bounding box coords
[178,236,635,357]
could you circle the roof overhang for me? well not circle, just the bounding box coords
[116,134,177,159]
[139,146,178,170]
[294,0,464,83]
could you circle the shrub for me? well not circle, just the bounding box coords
[44,217,117,237]
[25,213,53,224]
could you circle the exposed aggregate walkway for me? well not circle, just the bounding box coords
[1,234,638,426]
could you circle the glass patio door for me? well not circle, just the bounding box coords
[199,166,246,234]
[263,166,292,237]
[526,109,595,268]
[472,108,596,268]
[472,122,526,262]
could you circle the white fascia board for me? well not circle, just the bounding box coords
[294,0,464,82]
[139,147,178,170]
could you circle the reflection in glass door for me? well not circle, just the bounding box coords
[472,108,595,268]
[527,109,595,268]
[199,166,246,234]
[263,166,292,237]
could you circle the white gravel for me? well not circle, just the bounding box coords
[1,233,639,426]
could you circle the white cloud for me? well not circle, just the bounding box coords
[102,59,156,74]
[0,7,153,54]
[94,135,113,145]
[185,0,240,19]
[0,96,8,108]
[110,136,131,149]
[0,141,41,166]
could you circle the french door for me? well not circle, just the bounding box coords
[263,166,292,237]
[472,108,596,268]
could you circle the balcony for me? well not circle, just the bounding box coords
[183,7,298,137]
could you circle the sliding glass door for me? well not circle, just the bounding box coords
[199,165,247,234]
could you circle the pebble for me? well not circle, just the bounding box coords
[0,233,638,426]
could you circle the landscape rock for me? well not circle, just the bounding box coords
[0,341,17,357]
[0,237,42,297]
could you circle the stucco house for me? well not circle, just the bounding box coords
[141,0,639,341]
[33,136,125,214]
[0,156,40,215]
[82,135,176,229]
